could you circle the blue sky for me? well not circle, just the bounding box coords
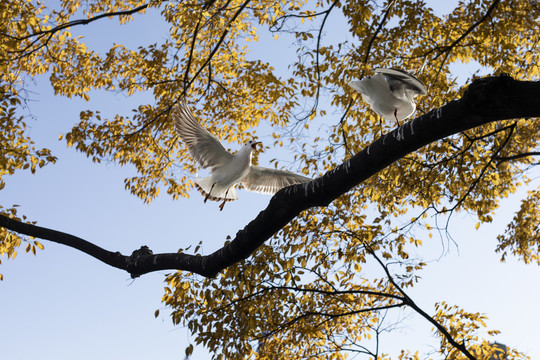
[1,2,539,359]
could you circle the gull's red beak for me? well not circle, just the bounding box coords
[251,141,262,150]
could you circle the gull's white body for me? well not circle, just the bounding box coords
[349,68,427,122]
[173,102,311,209]
[194,144,252,202]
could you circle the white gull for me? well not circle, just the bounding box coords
[349,68,427,125]
[173,102,311,210]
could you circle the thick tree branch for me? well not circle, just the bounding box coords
[0,215,130,270]
[2,75,540,279]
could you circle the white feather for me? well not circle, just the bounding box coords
[173,102,312,208]
[349,68,427,122]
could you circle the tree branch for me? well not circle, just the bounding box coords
[433,0,500,61]
[363,0,396,65]
[443,122,516,215]
[184,0,252,91]
[362,241,477,360]
[5,4,150,59]
[433,0,500,75]
[302,0,338,121]
[272,303,405,339]
[2,75,540,279]
[14,4,150,41]
[495,151,540,163]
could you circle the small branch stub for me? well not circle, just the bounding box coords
[127,246,154,278]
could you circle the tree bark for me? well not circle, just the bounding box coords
[1,75,540,278]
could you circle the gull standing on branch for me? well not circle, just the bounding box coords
[349,68,427,126]
[173,102,312,211]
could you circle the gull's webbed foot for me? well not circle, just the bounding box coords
[218,188,230,211]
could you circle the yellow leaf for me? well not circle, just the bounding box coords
[185,344,194,356]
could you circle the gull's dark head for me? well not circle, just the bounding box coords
[247,140,262,150]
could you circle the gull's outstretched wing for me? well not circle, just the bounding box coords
[375,68,427,96]
[243,166,311,194]
[173,102,233,169]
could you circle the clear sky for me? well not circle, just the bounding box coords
[1,2,539,359]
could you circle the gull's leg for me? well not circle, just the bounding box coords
[219,188,230,211]
[394,109,401,127]
[379,117,384,137]
[204,183,215,203]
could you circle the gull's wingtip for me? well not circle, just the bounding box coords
[348,80,364,93]
[173,99,189,112]
[374,67,427,95]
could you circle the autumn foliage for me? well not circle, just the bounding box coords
[1,0,540,359]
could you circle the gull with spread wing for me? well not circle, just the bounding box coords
[349,68,427,126]
[173,102,312,210]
